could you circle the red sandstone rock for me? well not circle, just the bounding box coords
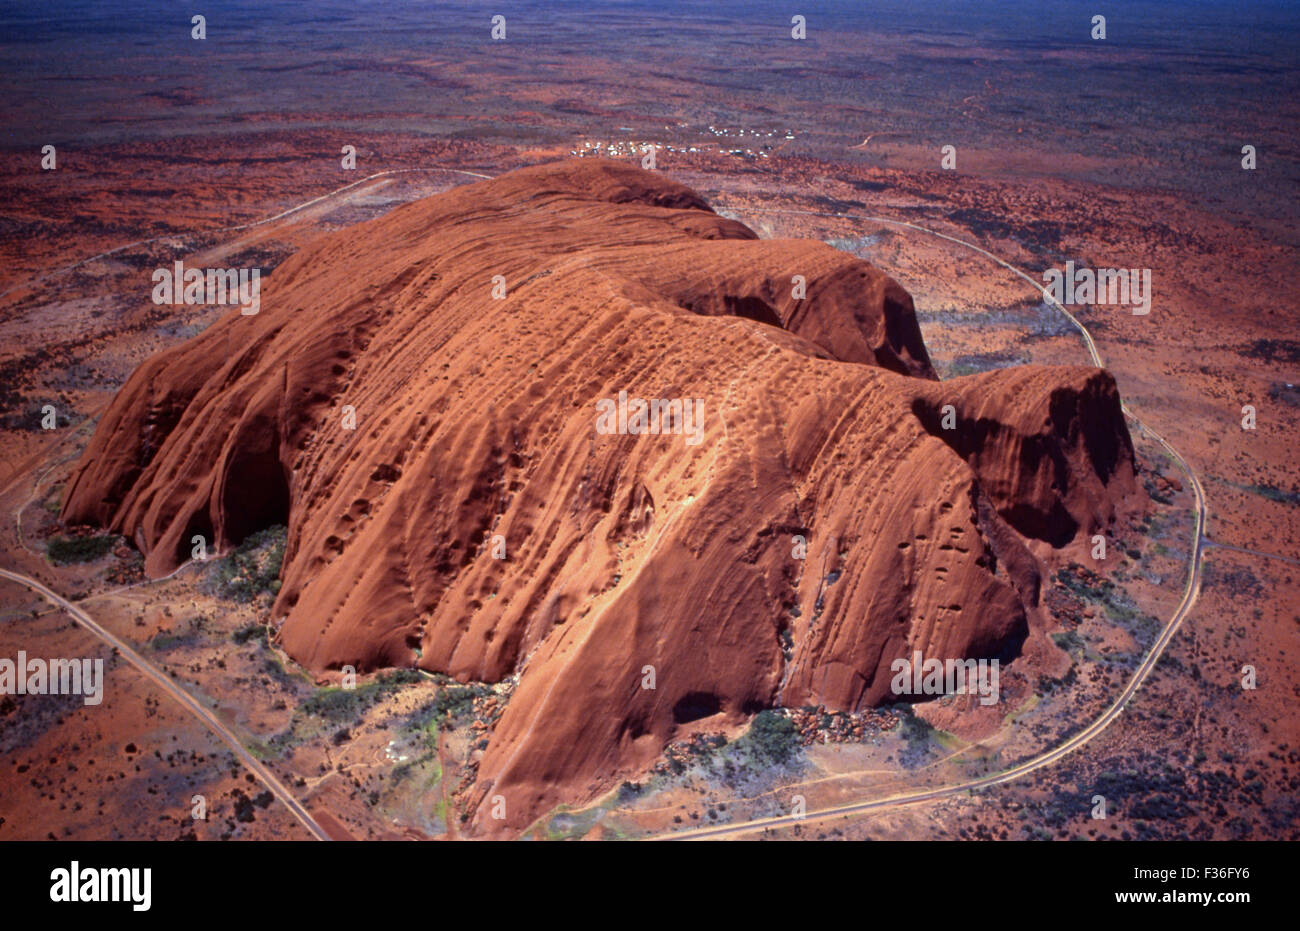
[61,159,1138,834]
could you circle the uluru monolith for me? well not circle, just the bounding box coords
[62,159,1138,834]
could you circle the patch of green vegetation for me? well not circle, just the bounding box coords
[738,709,800,764]
[300,686,364,722]
[430,683,490,723]
[147,631,189,651]
[1243,484,1300,506]
[1055,566,1160,642]
[1136,510,1166,540]
[261,650,310,688]
[300,668,428,724]
[42,486,64,515]
[396,683,491,744]
[1212,476,1300,508]
[210,525,287,602]
[896,705,934,747]
[889,704,944,768]
[931,728,963,751]
[420,719,443,790]
[943,351,1028,380]
[539,805,609,841]
[391,751,437,785]
[1003,694,1040,725]
[1155,649,1186,674]
[232,623,266,645]
[143,616,208,653]
[381,668,424,687]
[1051,630,1085,654]
[1057,568,1112,603]
[1105,599,1139,624]
[430,791,448,823]
[46,533,117,565]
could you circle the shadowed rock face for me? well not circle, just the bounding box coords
[62,159,1138,834]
